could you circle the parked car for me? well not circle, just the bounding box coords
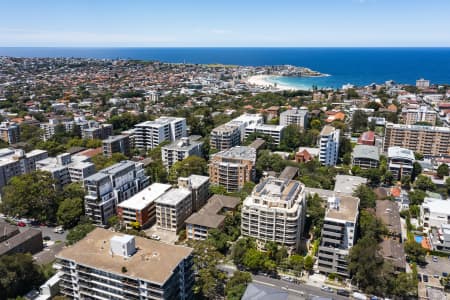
[423,274,429,282]
[337,289,351,297]
[432,256,438,262]
[17,221,26,227]
[43,236,51,241]
[150,234,160,241]
[54,226,64,234]
[443,272,448,277]
[321,285,334,293]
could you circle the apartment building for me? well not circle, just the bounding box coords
[155,188,192,232]
[351,145,380,169]
[245,124,285,145]
[117,183,172,229]
[404,106,437,125]
[134,117,187,150]
[241,177,306,251]
[420,197,450,229]
[319,125,340,166]
[317,195,360,277]
[40,118,75,141]
[416,78,430,89]
[0,121,20,144]
[102,135,131,158]
[84,161,150,226]
[280,107,309,130]
[82,123,113,140]
[56,228,194,300]
[432,223,450,253]
[162,136,203,169]
[0,148,48,190]
[36,153,95,189]
[178,174,210,212]
[186,195,240,240]
[387,146,415,180]
[209,113,264,151]
[383,123,450,156]
[209,124,241,151]
[209,146,256,192]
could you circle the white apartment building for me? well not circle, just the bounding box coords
[0,148,48,190]
[319,125,340,166]
[280,107,309,130]
[155,188,192,232]
[416,78,430,89]
[420,197,450,229]
[134,117,187,150]
[241,177,306,251]
[209,124,241,151]
[318,195,360,277]
[404,106,437,125]
[36,153,95,189]
[228,113,264,141]
[387,146,415,180]
[56,228,194,300]
[161,136,203,169]
[245,124,285,145]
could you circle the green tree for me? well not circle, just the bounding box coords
[437,164,449,179]
[279,124,301,151]
[57,197,83,229]
[225,271,252,300]
[289,254,304,275]
[352,110,368,132]
[0,253,45,300]
[305,194,325,238]
[0,171,58,222]
[304,255,315,272]
[408,189,427,205]
[232,238,256,266]
[168,155,207,183]
[411,162,423,181]
[359,210,386,241]
[353,185,377,209]
[401,175,411,189]
[91,153,127,171]
[66,223,96,245]
[404,239,426,264]
[414,175,435,191]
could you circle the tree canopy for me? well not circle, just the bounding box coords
[168,155,207,183]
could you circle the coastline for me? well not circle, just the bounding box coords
[246,75,306,91]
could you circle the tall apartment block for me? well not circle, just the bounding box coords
[56,228,194,300]
[102,135,131,158]
[40,118,75,141]
[209,124,241,151]
[82,123,113,140]
[178,174,210,212]
[416,78,430,89]
[245,124,285,145]
[117,183,172,229]
[161,136,203,169]
[317,195,359,277]
[404,106,437,125]
[383,123,450,156]
[209,146,256,192]
[155,188,192,232]
[241,177,306,252]
[84,161,150,226]
[319,125,340,166]
[387,146,415,180]
[0,121,20,144]
[134,117,187,150]
[0,148,48,190]
[210,113,264,151]
[280,107,309,130]
[36,152,96,189]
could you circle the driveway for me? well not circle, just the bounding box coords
[419,256,450,278]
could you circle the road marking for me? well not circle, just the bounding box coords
[252,279,276,287]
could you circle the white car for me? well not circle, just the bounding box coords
[54,226,64,234]
[150,234,160,241]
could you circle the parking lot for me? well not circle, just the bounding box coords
[418,255,450,279]
[144,224,178,244]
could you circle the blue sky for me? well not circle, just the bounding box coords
[1,0,449,47]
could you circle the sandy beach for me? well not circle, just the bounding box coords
[246,75,301,91]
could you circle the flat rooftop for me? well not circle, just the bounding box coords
[155,188,191,206]
[334,175,367,195]
[352,145,380,161]
[213,146,256,162]
[118,183,172,210]
[325,195,359,222]
[320,125,336,136]
[376,200,401,236]
[57,228,193,285]
[387,146,415,160]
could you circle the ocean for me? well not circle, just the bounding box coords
[1,47,450,89]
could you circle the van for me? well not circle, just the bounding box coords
[54,226,64,234]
